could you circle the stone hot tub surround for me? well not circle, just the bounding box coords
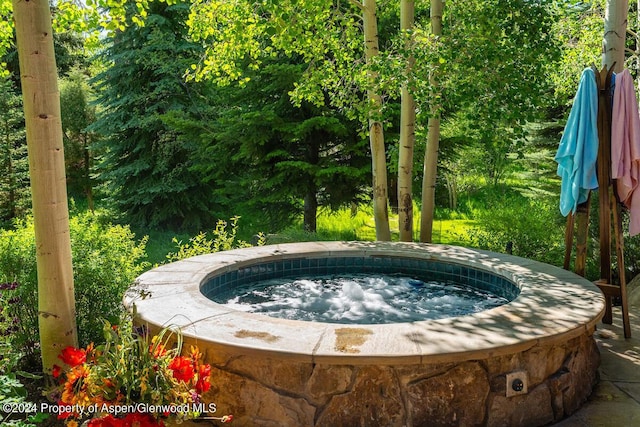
[125,241,605,427]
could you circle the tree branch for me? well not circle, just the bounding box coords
[348,0,365,12]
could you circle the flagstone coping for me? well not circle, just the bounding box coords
[125,241,605,365]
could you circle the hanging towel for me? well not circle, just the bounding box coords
[611,69,640,236]
[555,68,599,216]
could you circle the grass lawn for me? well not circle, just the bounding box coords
[430,219,476,245]
[140,210,479,267]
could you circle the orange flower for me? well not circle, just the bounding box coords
[168,356,195,382]
[61,365,89,405]
[59,346,87,367]
[189,346,203,364]
[195,364,211,394]
[149,342,166,358]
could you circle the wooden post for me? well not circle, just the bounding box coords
[574,200,591,278]
[596,67,613,285]
[564,1,632,338]
[563,213,574,270]
[611,191,631,337]
[567,65,631,337]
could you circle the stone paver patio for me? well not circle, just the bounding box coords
[554,305,640,426]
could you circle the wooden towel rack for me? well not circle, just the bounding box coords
[563,64,631,338]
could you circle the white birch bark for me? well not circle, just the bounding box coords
[603,0,629,72]
[398,0,416,242]
[364,0,391,241]
[12,0,78,373]
[420,0,443,243]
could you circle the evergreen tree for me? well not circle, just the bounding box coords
[0,78,29,225]
[60,68,98,209]
[91,1,213,230]
[170,61,371,232]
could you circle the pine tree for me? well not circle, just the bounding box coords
[0,78,29,225]
[174,61,371,232]
[60,69,97,209]
[91,1,213,230]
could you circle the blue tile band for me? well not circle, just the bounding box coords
[202,256,519,302]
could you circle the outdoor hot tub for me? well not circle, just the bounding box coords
[125,241,605,426]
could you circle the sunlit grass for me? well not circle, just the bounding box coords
[316,205,373,240]
[144,203,480,263]
[313,203,477,245]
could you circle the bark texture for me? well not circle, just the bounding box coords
[420,0,443,242]
[398,0,416,242]
[603,0,628,72]
[12,0,78,372]
[364,0,391,241]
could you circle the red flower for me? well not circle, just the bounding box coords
[87,415,122,427]
[221,415,233,423]
[56,400,75,420]
[123,412,163,427]
[168,356,195,382]
[58,346,86,367]
[195,364,211,394]
[52,364,62,378]
[87,413,163,427]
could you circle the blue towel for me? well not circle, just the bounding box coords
[555,68,599,216]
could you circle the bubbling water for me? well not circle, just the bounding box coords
[214,273,509,324]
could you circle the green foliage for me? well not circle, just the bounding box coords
[549,0,605,107]
[91,1,215,230]
[175,59,370,233]
[269,208,366,243]
[187,0,365,113]
[0,343,47,426]
[0,339,49,426]
[166,216,265,262]
[69,211,150,345]
[60,68,98,202]
[432,0,562,187]
[316,207,371,240]
[464,189,566,266]
[0,78,29,226]
[0,211,149,358]
[0,1,11,70]
[0,231,38,362]
[621,211,640,280]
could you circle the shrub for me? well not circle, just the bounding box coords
[0,225,39,362]
[69,212,149,346]
[465,193,566,266]
[166,216,264,262]
[0,211,149,362]
[0,341,49,426]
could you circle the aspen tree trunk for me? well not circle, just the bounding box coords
[363,0,391,241]
[420,0,443,242]
[603,0,628,72]
[398,0,416,242]
[12,0,78,373]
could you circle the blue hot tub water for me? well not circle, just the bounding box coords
[201,256,519,325]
